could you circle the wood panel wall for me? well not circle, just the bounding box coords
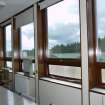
[12,18,20,73]
[87,0,101,89]
[0,26,4,69]
[37,6,47,78]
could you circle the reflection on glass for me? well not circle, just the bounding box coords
[22,61,35,75]
[47,0,80,59]
[21,23,34,59]
[6,61,12,68]
[5,25,12,57]
[49,65,81,79]
[96,0,105,62]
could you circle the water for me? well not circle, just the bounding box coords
[50,53,80,59]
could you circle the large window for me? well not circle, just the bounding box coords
[5,25,12,58]
[95,0,105,83]
[20,23,34,59]
[4,24,12,68]
[20,22,35,73]
[96,0,105,62]
[44,0,81,80]
[47,0,80,59]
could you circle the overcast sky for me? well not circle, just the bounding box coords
[6,23,34,51]
[96,0,105,38]
[48,0,80,49]
[21,23,34,50]
[6,25,12,51]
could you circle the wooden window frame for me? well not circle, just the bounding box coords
[38,1,82,83]
[90,0,105,88]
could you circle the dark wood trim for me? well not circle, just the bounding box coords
[96,62,105,68]
[0,27,5,69]
[86,0,101,89]
[14,5,33,17]
[46,58,81,67]
[37,6,48,77]
[0,18,12,26]
[4,57,12,61]
[12,18,21,73]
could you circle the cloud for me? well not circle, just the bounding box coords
[48,0,79,27]
[48,23,80,48]
[47,0,80,49]
[96,0,105,37]
[6,25,12,41]
[22,34,34,50]
[6,23,34,51]
[21,22,34,50]
[21,22,34,39]
[48,39,58,49]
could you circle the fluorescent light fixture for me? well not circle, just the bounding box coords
[0,1,6,7]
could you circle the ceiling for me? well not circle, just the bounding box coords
[0,0,37,23]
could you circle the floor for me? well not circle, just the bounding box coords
[0,86,36,105]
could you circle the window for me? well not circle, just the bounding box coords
[44,0,81,80]
[6,61,12,68]
[47,0,80,59]
[5,25,12,58]
[20,22,35,73]
[20,23,34,59]
[95,0,105,84]
[96,0,105,62]
[4,24,12,68]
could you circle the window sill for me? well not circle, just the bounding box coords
[90,87,105,95]
[16,72,35,78]
[40,77,81,89]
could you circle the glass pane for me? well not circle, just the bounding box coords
[22,62,35,75]
[101,69,105,83]
[96,0,105,62]
[47,0,80,59]
[49,65,81,79]
[21,23,34,59]
[5,25,12,57]
[6,61,12,68]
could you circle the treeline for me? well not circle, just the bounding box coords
[50,36,105,54]
[50,42,80,53]
[23,49,35,57]
[98,37,105,52]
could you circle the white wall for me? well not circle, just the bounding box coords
[90,92,103,105]
[90,92,105,105]
[39,80,81,105]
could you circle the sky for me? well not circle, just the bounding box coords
[21,23,34,50]
[47,0,80,49]
[96,0,105,38]
[6,25,12,51]
[6,23,34,51]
